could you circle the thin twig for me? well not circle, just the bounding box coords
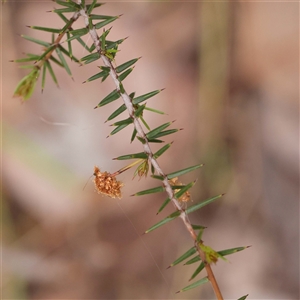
[78,2,223,299]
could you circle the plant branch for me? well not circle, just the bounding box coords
[37,11,80,68]
[77,2,223,298]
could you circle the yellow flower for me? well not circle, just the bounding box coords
[93,166,124,199]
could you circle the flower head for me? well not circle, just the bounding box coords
[93,166,124,199]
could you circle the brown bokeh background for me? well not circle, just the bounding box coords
[2,1,299,299]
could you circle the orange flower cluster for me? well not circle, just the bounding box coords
[93,166,124,199]
[168,177,191,202]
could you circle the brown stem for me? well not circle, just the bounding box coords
[37,12,80,69]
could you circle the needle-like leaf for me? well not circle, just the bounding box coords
[144,211,181,234]
[186,194,224,214]
[95,89,120,108]
[115,57,140,73]
[133,89,163,105]
[167,164,204,180]
[176,277,209,294]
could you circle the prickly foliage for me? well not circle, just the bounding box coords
[12,1,248,299]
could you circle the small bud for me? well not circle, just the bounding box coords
[13,67,40,101]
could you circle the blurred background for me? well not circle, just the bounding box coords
[2,1,299,299]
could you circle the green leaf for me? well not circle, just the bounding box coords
[100,28,111,49]
[147,138,164,143]
[41,64,47,91]
[95,89,120,108]
[100,66,111,72]
[218,246,250,256]
[89,43,96,53]
[81,52,100,64]
[133,186,165,196]
[28,26,61,33]
[106,104,126,121]
[186,194,224,214]
[56,11,69,23]
[197,227,205,242]
[151,128,180,139]
[85,69,109,83]
[55,47,72,76]
[156,197,171,214]
[176,277,209,293]
[113,152,147,160]
[68,27,89,38]
[102,73,109,82]
[66,32,72,58]
[154,143,172,159]
[192,224,206,230]
[144,106,165,115]
[167,164,204,180]
[109,123,130,136]
[237,295,249,300]
[131,128,137,143]
[140,116,150,131]
[134,104,146,118]
[118,67,133,82]
[168,247,197,268]
[90,14,117,20]
[189,262,205,280]
[45,61,58,86]
[95,16,119,30]
[12,54,40,63]
[21,35,50,47]
[152,175,164,180]
[145,210,180,234]
[146,121,173,140]
[53,7,78,13]
[133,89,162,105]
[55,0,81,9]
[119,83,125,94]
[111,117,133,127]
[49,55,63,67]
[115,58,140,73]
[174,181,195,200]
[185,255,200,265]
[106,38,126,50]
[87,0,98,15]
